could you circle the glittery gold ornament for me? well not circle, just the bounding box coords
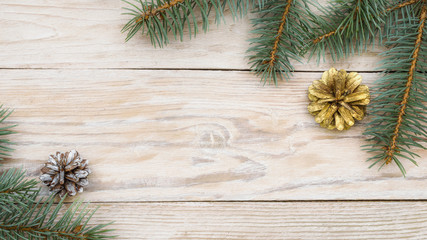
[308,68,370,130]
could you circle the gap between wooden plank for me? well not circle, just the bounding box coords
[63,200,427,203]
[0,67,384,73]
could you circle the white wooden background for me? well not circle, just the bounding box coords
[1,1,427,239]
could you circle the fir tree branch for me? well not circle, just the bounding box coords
[311,0,421,51]
[312,26,343,44]
[307,0,388,62]
[384,0,425,39]
[0,168,39,213]
[385,3,426,165]
[122,0,260,46]
[387,0,419,12]
[0,169,115,239]
[0,226,87,238]
[0,192,115,239]
[311,0,364,45]
[247,0,315,84]
[364,1,427,175]
[265,0,293,68]
[135,0,186,23]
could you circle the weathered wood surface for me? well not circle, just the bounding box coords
[1,0,426,239]
[0,0,384,70]
[87,201,427,239]
[1,70,426,201]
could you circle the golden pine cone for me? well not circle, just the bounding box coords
[308,68,370,130]
[40,150,90,197]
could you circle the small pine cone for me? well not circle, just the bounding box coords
[308,68,370,130]
[40,150,90,197]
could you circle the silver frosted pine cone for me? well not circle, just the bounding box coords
[40,150,90,197]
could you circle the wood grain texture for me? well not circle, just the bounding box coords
[1,1,426,239]
[85,201,427,239]
[1,69,426,201]
[0,0,384,70]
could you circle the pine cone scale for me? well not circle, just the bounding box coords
[40,173,53,182]
[312,80,330,92]
[77,178,89,187]
[335,113,345,131]
[65,173,79,183]
[74,169,89,178]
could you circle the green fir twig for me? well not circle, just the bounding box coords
[307,0,388,62]
[0,193,115,239]
[364,0,427,176]
[0,168,39,214]
[247,0,316,85]
[121,0,262,46]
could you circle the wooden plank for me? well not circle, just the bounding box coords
[0,0,384,70]
[1,69,426,201]
[84,201,427,239]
